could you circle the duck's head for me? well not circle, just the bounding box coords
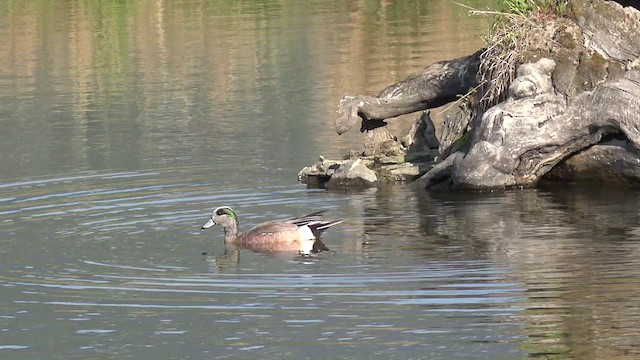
[201,206,238,230]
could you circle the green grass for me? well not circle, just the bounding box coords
[503,0,568,15]
[470,0,570,109]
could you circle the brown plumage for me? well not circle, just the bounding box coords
[201,206,343,254]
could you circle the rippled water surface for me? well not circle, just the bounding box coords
[2,1,640,359]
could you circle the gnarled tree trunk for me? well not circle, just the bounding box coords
[327,0,640,190]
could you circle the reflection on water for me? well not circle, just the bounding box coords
[0,0,498,178]
[2,0,640,359]
[360,187,640,359]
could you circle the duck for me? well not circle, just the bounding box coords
[201,206,343,255]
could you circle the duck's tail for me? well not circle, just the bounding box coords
[289,210,327,226]
[306,219,345,239]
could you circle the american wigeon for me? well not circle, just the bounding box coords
[201,206,343,255]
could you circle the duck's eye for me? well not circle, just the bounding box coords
[215,209,226,216]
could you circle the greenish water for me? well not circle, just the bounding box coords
[2,1,640,359]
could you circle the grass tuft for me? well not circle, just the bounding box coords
[462,0,569,110]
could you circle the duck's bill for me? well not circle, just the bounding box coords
[201,218,215,230]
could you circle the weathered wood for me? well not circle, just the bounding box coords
[570,0,640,61]
[441,50,640,188]
[401,111,439,152]
[335,50,482,152]
[421,0,640,189]
[543,141,640,185]
[439,101,473,158]
[410,151,462,190]
[303,0,640,190]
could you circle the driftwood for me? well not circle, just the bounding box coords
[335,51,481,155]
[425,57,640,188]
[302,0,640,190]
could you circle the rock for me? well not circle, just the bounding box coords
[401,111,439,152]
[298,156,345,184]
[325,158,377,188]
[374,154,405,165]
[380,162,432,182]
[378,139,406,156]
[299,141,435,188]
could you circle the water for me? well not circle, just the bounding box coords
[2,1,640,359]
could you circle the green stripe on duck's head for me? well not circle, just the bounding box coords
[214,206,237,221]
[201,206,238,230]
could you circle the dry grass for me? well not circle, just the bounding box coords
[458,0,568,111]
[477,13,543,110]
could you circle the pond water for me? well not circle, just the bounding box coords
[2,1,640,359]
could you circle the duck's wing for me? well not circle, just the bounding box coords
[235,221,303,252]
[246,220,299,235]
[243,212,327,234]
[286,210,327,227]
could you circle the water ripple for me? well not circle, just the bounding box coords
[3,258,525,317]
